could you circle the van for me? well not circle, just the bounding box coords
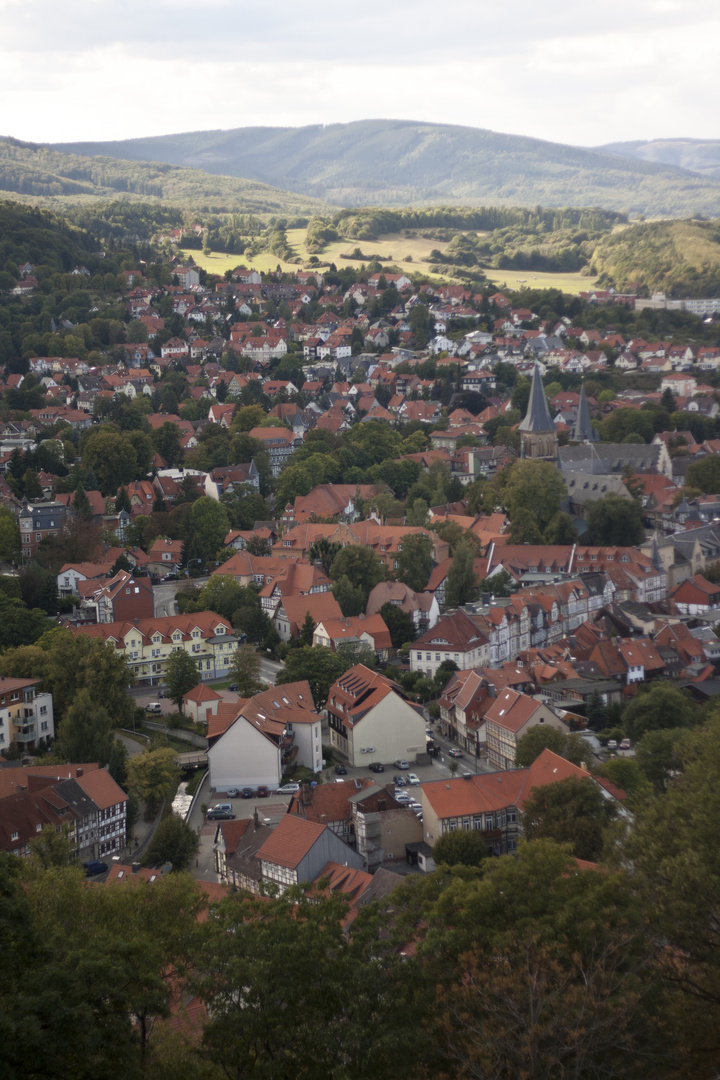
[83,860,108,877]
[145,702,162,714]
[607,739,618,750]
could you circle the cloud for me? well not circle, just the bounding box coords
[1,1,718,145]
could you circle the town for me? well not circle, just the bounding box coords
[1,199,719,1078]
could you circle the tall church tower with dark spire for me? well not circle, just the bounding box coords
[518,363,558,460]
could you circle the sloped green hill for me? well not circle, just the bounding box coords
[591,219,720,297]
[0,137,330,216]
[51,119,720,217]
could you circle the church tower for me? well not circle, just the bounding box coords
[571,382,598,443]
[518,363,558,460]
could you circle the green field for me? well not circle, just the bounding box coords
[182,225,599,295]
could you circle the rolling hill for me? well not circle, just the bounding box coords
[50,119,720,217]
[596,138,720,181]
[0,137,330,217]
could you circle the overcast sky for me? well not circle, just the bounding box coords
[2,0,718,147]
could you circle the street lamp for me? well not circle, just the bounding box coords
[185,557,202,577]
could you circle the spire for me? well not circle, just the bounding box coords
[572,383,597,443]
[518,362,554,433]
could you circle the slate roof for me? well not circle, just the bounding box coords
[519,362,554,433]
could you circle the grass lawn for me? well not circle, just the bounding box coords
[182,227,599,296]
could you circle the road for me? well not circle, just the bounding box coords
[153,577,209,617]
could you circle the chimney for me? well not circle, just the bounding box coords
[76,768,83,777]
[131,862,141,874]
[301,782,312,806]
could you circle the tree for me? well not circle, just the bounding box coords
[81,428,139,495]
[332,574,368,617]
[433,828,490,868]
[142,812,198,871]
[188,497,230,566]
[330,545,386,600]
[586,494,644,546]
[115,484,131,514]
[622,682,698,742]
[0,595,52,648]
[164,650,199,713]
[501,460,566,535]
[396,533,433,592]
[515,724,568,766]
[405,497,430,527]
[126,746,182,815]
[418,842,662,1080]
[508,506,544,544]
[444,539,477,608]
[71,484,93,523]
[152,422,183,467]
[27,823,75,869]
[543,510,578,544]
[309,538,342,577]
[58,687,114,765]
[634,727,685,793]
[228,645,264,697]
[379,602,416,648]
[686,454,720,494]
[521,775,617,861]
[298,612,316,648]
[189,574,246,621]
[0,506,20,560]
[585,688,608,731]
[276,646,354,709]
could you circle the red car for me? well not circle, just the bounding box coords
[256,785,269,798]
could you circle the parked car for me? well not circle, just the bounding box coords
[225,788,239,798]
[228,683,238,692]
[393,759,409,770]
[256,785,269,798]
[277,782,301,794]
[83,860,108,877]
[145,702,162,714]
[607,740,618,750]
[241,787,254,799]
[368,762,384,773]
[407,773,420,785]
[334,764,347,775]
[620,738,631,750]
[425,728,434,737]
[448,748,464,758]
[394,790,412,804]
[393,774,407,787]
[207,807,236,820]
[163,573,177,581]
[157,689,165,698]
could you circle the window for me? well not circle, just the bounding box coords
[11,831,18,841]
[41,721,48,732]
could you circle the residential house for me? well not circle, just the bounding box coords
[312,614,392,660]
[411,610,490,677]
[255,816,363,894]
[0,678,54,751]
[485,689,567,770]
[325,664,426,767]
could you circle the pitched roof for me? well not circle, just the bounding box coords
[255,815,326,869]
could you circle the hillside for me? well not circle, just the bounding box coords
[50,119,720,217]
[0,137,330,217]
[597,138,720,180]
[590,219,720,297]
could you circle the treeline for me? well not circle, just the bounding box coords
[333,204,626,241]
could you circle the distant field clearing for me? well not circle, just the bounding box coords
[182,227,599,295]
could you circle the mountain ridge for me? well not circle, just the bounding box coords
[47,119,720,217]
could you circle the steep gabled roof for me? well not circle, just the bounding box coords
[519,362,554,433]
[256,815,326,869]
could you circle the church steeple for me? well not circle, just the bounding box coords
[518,363,557,460]
[572,383,597,443]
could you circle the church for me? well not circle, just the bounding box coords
[518,363,558,460]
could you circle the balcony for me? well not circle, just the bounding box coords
[14,727,37,744]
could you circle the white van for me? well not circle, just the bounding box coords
[145,702,162,714]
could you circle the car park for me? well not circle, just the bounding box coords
[393,759,409,770]
[368,762,384,773]
[241,787,254,799]
[225,788,239,797]
[334,764,347,775]
[207,807,236,820]
[277,782,300,794]
[407,773,420,785]
[393,774,407,786]
[256,785,269,798]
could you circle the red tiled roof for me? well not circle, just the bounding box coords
[255,815,326,869]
